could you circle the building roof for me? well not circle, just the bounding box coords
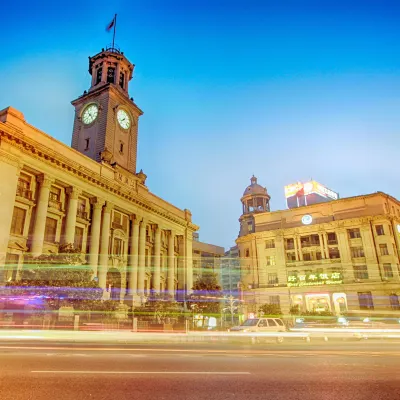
[242,175,268,197]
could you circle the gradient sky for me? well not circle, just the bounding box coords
[1,0,400,249]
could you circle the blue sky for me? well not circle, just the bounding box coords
[1,0,400,249]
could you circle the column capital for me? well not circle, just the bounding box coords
[90,197,105,209]
[37,174,54,188]
[103,201,114,213]
[66,186,82,200]
[0,148,22,169]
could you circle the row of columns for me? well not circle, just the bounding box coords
[21,173,193,299]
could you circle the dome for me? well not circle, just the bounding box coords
[243,175,267,196]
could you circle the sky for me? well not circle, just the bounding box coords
[1,0,400,249]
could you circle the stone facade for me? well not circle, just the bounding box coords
[0,46,198,305]
[236,177,400,315]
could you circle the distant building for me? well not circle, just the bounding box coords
[221,246,241,296]
[192,234,224,281]
[237,176,400,315]
[285,180,339,209]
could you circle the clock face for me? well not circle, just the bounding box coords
[301,215,313,225]
[82,104,99,125]
[117,109,131,129]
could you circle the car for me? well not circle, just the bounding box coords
[229,318,287,343]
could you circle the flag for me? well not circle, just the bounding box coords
[106,16,116,32]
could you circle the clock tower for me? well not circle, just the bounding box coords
[71,45,143,173]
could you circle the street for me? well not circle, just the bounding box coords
[0,339,399,400]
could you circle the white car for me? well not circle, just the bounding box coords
[229,318,287,343]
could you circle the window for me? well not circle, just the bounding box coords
[375,225,384,236]
[77,198,86,219]
[269,295,280,306]
[379,244,389,256]
[286,252,296,262]
[348,228,361,239]
[119,72,125,88]
[358,291,374,310]
[247,221,253,232]
[119,142,124,154]
[49,186,61,202]
[245,249,250,258]
[329,248,340,259]
[351,246,365,258]
[267,318,277,326]
[5,253,19,281]
[266,256,276,266]
[265,239,275,249]
[96,67,102,84]
[17,173,32,199]
[303,253,311,261]
[113,238,123,256]
[389,294,400,310]
[316,252,322,260]
[10,207,26,235]
[285,238,295,250]
[327,232,337,245]
[44,217,57,242]
[383,263,394,278]
[74,227,84,251]
[107,67,115,84]
[84,138,90,150]
[268,273,278,284]
[276,319,284,326]
[353,265,369,280]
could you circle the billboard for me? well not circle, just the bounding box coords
[284,180,339,209]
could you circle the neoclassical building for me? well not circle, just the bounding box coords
[0,45,198,304]
[236,176,400,315]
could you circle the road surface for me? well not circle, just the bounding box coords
[0,340,399,400]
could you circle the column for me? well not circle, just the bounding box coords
[360,224,381,281]
[64,187,81,245]
[184,231,193,295]
[256,239,267,286]
[167,230,175,298]
[153,226,161,294]
[336,228,352,282]
[128,217,140,294]
[323,232,330,259]
[0,153,20,282]
[31,174,54,257]
[98,202,113,289]
[293,235,299,261]
[88,198,104,277]
[137,218,146,296]
[296,235,303,261]
[318,232,326,259]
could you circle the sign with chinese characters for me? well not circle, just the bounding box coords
[284,180,338,200]
[115,171,137,190]
[287,272,343,287]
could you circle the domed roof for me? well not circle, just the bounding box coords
[243,175,268,196]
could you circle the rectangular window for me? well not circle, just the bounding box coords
[247,221,253,232]
[49,186,61,202]
[84,138,90,150]
[44,217,57,242]
[375,225,384,236]
[268,273,278,284]
[269,295,280,306]
[119,142,124,154]
[353,265,369,280]
[327,232,337,245]
[358,291,374,310]
[265,239,275,249]
[348,228,361,239]
[122,215,128,232]
[351,246,365,258]
[5,253,19,281]
[379,244,389,256]
[285,238,295,250]
[286,252,296,262]
[119,72,125,88]
[74,226,84,251]
[390,294,400,310]
[245,249,250,258]
[10,207,26,236]
[107,67,115,84]
[316,252,322,260]
[303,253,311,261]
[266,255,276,266]
[329,248,340,259]
[96,67,102,84]
[113,238,123,256]
[383,263,394,278]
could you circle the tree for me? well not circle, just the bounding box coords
[187,271,223,314]
[258,303,282,316]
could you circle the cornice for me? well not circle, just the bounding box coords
[0,124,191,229]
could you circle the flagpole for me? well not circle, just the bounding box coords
[112,14,117,49]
